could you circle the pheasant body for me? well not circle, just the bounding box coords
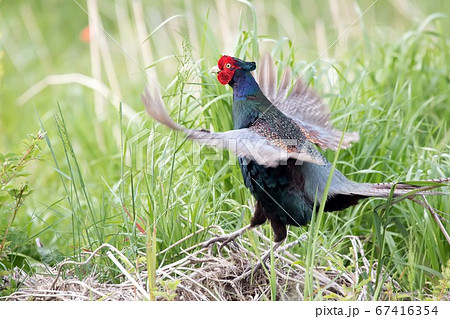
[231,63,367,240]
[142,54,449,244]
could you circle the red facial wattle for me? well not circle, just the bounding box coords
[217,70,234,85]
[216,55,240,85]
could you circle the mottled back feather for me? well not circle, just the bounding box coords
[141,87,324,168]
[256,54,359,150]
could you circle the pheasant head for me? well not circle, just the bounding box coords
[210,55,256,85]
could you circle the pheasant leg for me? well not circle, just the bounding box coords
[202,225,250,250]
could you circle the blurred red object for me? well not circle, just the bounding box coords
[80,26,91,42]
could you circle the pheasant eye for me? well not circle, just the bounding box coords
[226,63,232,68]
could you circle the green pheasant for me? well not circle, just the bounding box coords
[142,55,448,252]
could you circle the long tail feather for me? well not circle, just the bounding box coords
[326,177,449,211]
[354,177,450,197]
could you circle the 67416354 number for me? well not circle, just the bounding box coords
[375,305,438,316]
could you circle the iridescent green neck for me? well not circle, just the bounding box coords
[230,70,265,129]
[231,69,260,100]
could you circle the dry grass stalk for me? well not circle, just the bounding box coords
[2,226,407,301]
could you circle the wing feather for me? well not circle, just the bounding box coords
[257,54,359,150]
[142,87,323,167]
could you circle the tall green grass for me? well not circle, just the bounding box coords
[0,0,448,299]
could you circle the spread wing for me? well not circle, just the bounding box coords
[256,54,359,150]
[142,87,324,168]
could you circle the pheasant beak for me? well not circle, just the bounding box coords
[210,66,220,74]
